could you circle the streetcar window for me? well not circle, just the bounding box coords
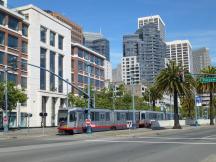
[91,112,95,121]
[69,111,76,122]
[79,112,84,121]
[105,112,110,121]
[117,112,120,120]
[95,112,99,121]
[100,113,105,120]
[141,113,145,119]
[58,110,68,123]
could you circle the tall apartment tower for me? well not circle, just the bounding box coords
[123,21,166,84]
[138,15,165,40]
[166,40,193,73]
[192,47,211,74]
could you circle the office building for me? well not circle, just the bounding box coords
[192,47,211,74]
[166,40,193,73]
[138,15,165,40]
[0,4,29,127]
[15,5,72,127]
[123,21,166,84]
[45,11,84,44]
[84,32,110,61]
[112,63,122,83]
[71,43,105,93]
[122,56,140,85]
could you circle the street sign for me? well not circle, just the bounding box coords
[85,119,91,126]
[127,120,133,128]
[195,96,202,107]
[200,77,216,83]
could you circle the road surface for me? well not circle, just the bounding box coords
[0,126,216,162]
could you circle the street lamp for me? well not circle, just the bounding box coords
[3,65,8,133]
[112,83,115,110]
[131,74,136,129]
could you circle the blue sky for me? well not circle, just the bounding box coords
[10,0,216,68]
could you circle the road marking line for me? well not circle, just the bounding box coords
[201,135,216,139]
[86,139,216,145]
[135,136,216,140]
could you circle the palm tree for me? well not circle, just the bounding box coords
[197,66,216,125]
[155,61,195,129]
[143,86,163,111]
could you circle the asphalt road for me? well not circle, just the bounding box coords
[0,127,216,162]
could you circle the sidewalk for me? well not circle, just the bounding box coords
[0,125,213,140]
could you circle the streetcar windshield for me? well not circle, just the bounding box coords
[58,110,68,124]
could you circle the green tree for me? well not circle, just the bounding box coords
[155,61,195,129]
[143,86,163,111]
[197,66,216,125]
[68,93,87,108]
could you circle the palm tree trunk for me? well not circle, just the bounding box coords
[173,89,181,129]
[209,91,214,125]
[152,100,156,111]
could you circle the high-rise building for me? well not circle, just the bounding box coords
[138,15,165,40]
[192,47,211,74]
[122,56,140,85]
[123,22,166,84]
[84,32,110,61]
[166,40,193,73]
[112,64,122,83]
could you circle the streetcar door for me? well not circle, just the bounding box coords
[68,111,77,128]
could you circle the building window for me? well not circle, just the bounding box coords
[21,77,27,89]
[0,11,5,25]
[58,35,63,50]
[78,49,83,58]
[22,24,28,37]
[0,51,4,64]
[50,51,55,91]
[40,26,47,43]
[78,75,83,83]
[8,35,18,49]
[8,73,17,84]
[40,48,46,90]
[0,31,4,45]
[50,31,55,47]
[8,16,19,31]
[21,59,27,71]
[78,61,83,71]
[22,41,27,53]
[7,54,17,69]
[58,54,63,93]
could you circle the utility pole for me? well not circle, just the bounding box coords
[3,65,8,133]
[87,61,91,134]
[66,79,69,108]
[112,83,115,110]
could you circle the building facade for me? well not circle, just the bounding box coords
[122,56,140,85]
[0,4,29,127]
[84,32,110,61]
[15,5,72,127]
[138,15,165,40]
[192,47,211,74]
[71,43,105,94]
[112,63,122,83]
[166,40,193,73]
[123,21,166,84]
[45,11,84,44]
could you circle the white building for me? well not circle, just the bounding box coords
[112,63,122,83]
[166,40,193,73]
[15,5,72,127]
[138,15,165,40]
[122,56,140,85]
[192,47,211,74]
[104,60,112,87]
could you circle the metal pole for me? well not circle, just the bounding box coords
[131,77,136,129]
[112,84,115,110]
[87,62,91,134]
[66,79,69,108]
[3,65,8,133]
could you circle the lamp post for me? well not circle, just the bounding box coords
[3,65,8,133]
[86,61,91,133]
[112,83,115,110]
[131,75,136,129]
